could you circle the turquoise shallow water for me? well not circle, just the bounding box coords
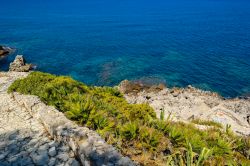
[0,0,250,97]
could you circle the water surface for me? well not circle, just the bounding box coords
[0,0,250,97]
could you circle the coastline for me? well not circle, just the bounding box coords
[1,55,250,165]
[1,54,249,135]
[1,0,250,163]
[118,80,250,135]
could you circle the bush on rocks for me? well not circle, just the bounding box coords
[8,72,250,165]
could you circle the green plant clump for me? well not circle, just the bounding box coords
[191,119,223,129]
[8,72,250,166]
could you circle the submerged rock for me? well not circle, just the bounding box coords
[9,55,33,72]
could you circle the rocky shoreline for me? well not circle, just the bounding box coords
[1,55,250,165]
[118,80,250,135]
[2,55,250,136]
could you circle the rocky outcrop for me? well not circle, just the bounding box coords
[0,72,134,166]
[119,80,166,94]
[9,55,33,72]
[0,46,13,57]
[118,80,250,136]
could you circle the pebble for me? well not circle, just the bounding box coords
[57,152,69,162]
[0,153,8,160]
[48,158,56,166]
[67,158,80,166]
[31,152,49,165]
[59,145,70,152]
[48,147,57,157]
[48,141,56,147]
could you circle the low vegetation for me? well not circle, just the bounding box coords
[191,119,223,129]
[8,72,250,165]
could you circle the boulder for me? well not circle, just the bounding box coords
[9,55,33,72]
[0,45,13,57]
[118,80,166,94]
[118,80,148,94]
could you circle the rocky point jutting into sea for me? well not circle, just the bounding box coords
[2,55,250,136]
[6,55,250,135]
[118,80,250,135]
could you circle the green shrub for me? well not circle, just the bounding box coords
[119,122,139,140]
[166,143,213,166]
[8,72,250,166]
[191,119,223,129]
[139,126,162,148]
[65,96,94,124]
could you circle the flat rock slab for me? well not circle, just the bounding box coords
[122,85,250,135]
[0,72,80,166]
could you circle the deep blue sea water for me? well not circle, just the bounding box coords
[0,0,250,97]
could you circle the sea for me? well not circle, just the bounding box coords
[0,0,250,97]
